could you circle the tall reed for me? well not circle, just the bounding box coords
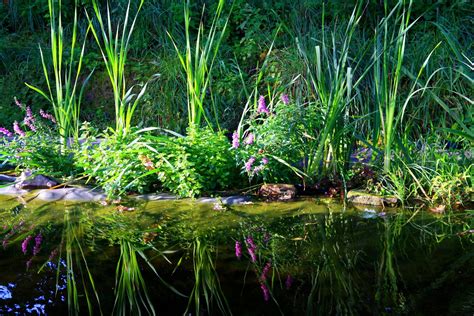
[86,0,147,137]
[26,0,90,149]
[168,0,231,129]
[297,3,364,180]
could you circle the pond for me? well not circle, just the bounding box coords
[0,195,473,315]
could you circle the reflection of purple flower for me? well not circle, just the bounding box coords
[26,258,32,269]
[260,283,270,301]
[235,241,242,259]
[246,236,257,262]
[21,235,33,255]
[257,96,269,114]
[280,94,289,105]
[244,133,254,145]
[13,121,25,137]
[260,261,271,281]
[49,248,59,261]
[285,275,293,289]
[245,157,256,172]
[0,127,12,137]
[33,233,42,256]
[2,239,8,249]
[263,232,271,244]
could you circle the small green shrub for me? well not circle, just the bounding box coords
[76,126,239,198]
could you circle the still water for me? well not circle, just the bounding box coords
[0,195,473,315]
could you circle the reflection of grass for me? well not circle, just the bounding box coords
[305,212,360,315]
[61,209,102,315]
[114,239,155,316]
[186,237,231,316]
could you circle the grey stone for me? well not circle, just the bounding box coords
[0,175,17,182]
[347,190,398,206]
[15,174,59,190]
[0,185,28,195]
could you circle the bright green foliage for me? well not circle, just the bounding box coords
[76,126,239,198]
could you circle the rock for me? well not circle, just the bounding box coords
[258,184,296,201]
[0,175,17,182]
[15,173,59,190]
[0,185,28,195]
[347,190,398,206]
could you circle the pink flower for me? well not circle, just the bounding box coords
[262,157,269,165]
[257,96,269,114]
[0,127,12,137]
[231,131,239,149]
[244,133,254,145]
[280,94,289,105]
[14,97,23,109]
[24,107,36,132]
[235,241,242,259]
[245,157,256,172]
[13,121,25,137]
[39,109,56,123]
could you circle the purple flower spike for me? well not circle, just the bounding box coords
[244,133,254,145]
[245,157,256,172]
[231,131,240,149]
[40,109,56,123]
[0,127,12,137]
[285,274,293,290]
[235,241,242,259]
[245,236,258,262]
[14,97,23,109]
[21,236,33,255]
[260,283,270,302]
[33,233,42,256]
[262,157,269,165]
[280,94,290,105]
[24,107,36,132]
[260,261,271,281]
[13,121,25,137]
[257,96,269,114]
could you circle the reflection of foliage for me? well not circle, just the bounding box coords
[186,237,231,316]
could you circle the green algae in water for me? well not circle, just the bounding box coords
[0,199,473,315]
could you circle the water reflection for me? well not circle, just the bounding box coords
[0,201,472,315]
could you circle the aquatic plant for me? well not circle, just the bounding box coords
[168,0,231,129]
[86,0,147,137]
[25,0,90,149]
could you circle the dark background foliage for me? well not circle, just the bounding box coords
[0,0,472,132]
